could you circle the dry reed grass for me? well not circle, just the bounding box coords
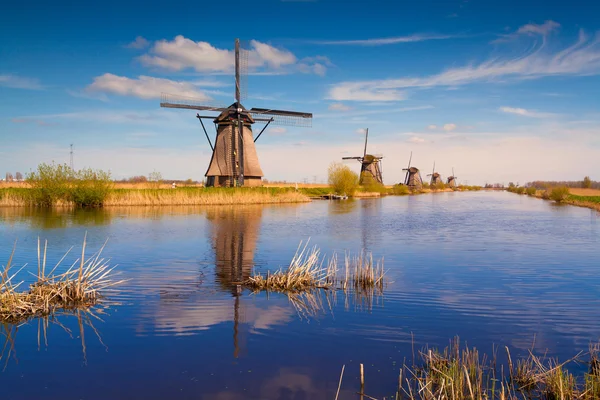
[0,235,124,323]
[104,189,310,206]
[244,241,385,293]
[341,337,600,400]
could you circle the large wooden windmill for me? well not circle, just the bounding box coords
[402,151,423,189]
[342,128,383,185]
[427,162,443,186]
[160,39,313,187]
[446,168,458,188]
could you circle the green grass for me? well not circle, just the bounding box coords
[569,194,600,204]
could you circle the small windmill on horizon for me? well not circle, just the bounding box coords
[160,39,313,187]
[402,151,423,189]
[447,168,458,188]
[342,128,384,185]
[427,162,443,186]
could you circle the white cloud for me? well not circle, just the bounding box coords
[517,20,561,36]
[355,128,367,135]
[443,123,457,131]
[408,136,427,144]
[499,106,557,118]
[126,36,150,49]
[328,29,600,100]
[249,39,296,68]
[87,73,211,100]
[428,124,437,130]
[138,36,326,75]
[327,82,405,101]
[0,74,43,90]
[314,34,457,46]
[328,103,352,111]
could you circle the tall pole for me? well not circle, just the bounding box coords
[363,128,369,158]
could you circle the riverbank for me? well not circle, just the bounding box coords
[0,187,311,207]
[508,187,600,212]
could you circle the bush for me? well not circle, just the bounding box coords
[583,176,592,189]
[515,187,525,194]
[526,187,537,196]
[26,163,112,207]
[328,163,359,196]
[26,162,73,206]
[391,184,409,195]
[434,182,446,191]
[361,172,386,194]
[549,186,570,202]
[70,168,113,207]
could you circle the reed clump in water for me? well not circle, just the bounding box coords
[344,338,600,400]
[243,241,385,292]
[0,235,123,323]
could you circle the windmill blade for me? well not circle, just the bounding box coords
[363,128,369,157]
[342,156,363,160]
[249,108,312,127]
[238,39,249,102]
[160,93,227,112]
[407,151,413,169]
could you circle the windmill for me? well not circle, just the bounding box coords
[402,152,423,189]
[427,162,443,186]
[447,168,458,188]
[342,128,383,185]
[160,39,313,187]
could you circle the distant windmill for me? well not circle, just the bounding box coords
[426,162,443,186]
[342,128,383,185]
[402,152,423,189]
[446,168,458,188]
[160,39,313,187]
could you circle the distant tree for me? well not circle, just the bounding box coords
[148,171,163,189]
[129,175,147,183]
[508,182,516,188]
[583,176,592,189]
[5,173,13,182]
[15,172,23,181]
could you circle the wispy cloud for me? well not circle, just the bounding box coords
[315,33,458,46]
[328,25,600,101]
[126,36,150,49]
[86,74,211,100]
[499,106,558,118]
[0,74,44,90]
[443,123,457,131]
[407,136,427,144]
[317,105,433,119]
[328,103,352,111]
[493,20,561,43]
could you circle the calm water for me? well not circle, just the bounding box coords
[1,192,599,399]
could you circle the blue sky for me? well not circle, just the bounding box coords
[1,0,599,185]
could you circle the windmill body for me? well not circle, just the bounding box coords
[402,152,423,189]
[342,128,384,185]
[446,167,458,188]
[205,105,264,187]
[160,39,312,187]
[426,162,443,186]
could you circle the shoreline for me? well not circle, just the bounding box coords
[508,189,600,212]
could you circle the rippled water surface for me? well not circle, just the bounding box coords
[1,192,599,399]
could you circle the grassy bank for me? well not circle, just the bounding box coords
[0,187,311,207]
[508,186,600,212]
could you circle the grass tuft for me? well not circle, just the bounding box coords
[0,236,124,323]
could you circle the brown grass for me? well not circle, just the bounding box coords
[0,235,123,323]
[104,189,310,206]
[340,338,600,400]
[569,188,600,196]
[244,241,385,293]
